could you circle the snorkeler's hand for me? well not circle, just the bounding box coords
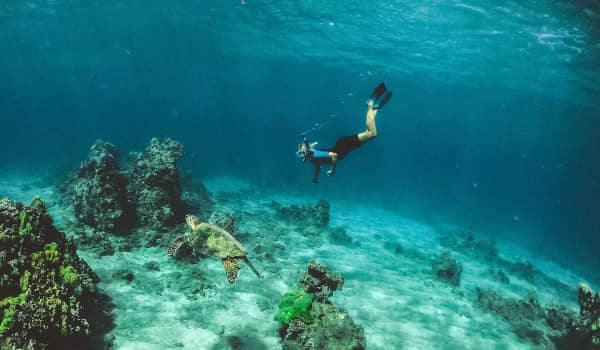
[327,170,334,176]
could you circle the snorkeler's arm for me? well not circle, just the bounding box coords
[327,153,338,176]
[313,164,321,184]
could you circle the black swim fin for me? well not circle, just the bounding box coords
[373,90,392,110]
[371,82,387,99]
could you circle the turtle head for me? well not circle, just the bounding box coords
[185,214,201,231]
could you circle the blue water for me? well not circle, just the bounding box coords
[1,1,599,275]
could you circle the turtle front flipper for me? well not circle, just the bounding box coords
[168,236,192,260]
[222,257,241,283]
[241,256,261,278]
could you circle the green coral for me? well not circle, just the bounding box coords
[19,271,30,292]
[0,308,16,335]
[0,293,27,336]
[592,317,600,332]
[32,242,61,268]
[60,265,79,285]
[18,211,33,237]
[44,242,60,263]
[275,289,314,324]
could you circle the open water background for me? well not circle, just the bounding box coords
[1,0,599,276]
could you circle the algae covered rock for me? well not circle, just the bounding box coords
[278,261,365,350]
[475,288,556,347]
[439,231,499,260]
[0,197,112,349]
[432,251,463,286]
[272,200,330,228]
[61,140,130,232]
[128,138,185,228]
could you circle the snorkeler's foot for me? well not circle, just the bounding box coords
[373,90,392,110]
[365,82,387,105]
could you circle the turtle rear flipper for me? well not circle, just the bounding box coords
[223,257,241,283]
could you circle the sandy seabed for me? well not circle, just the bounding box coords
[0,173,594,350]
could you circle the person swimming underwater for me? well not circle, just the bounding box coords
[296,82,392,184]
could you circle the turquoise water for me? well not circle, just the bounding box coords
[1,1,600,348]
[3,0,599,271]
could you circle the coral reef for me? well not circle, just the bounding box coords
[574,284,600,349]
[60,138,215,254]
[490,269,510,284]
[298,260,344,303]
[61,140,130,232]
[382,240,403,255]
[475,288,552,346]
[76,227,115,257]
[0,197,112,349]
[328,227,354,245]
[432,251,462,286]
[545,303,576,334]
[272,200,330,228]
[127,138,185,228]
[439,231,498,260]
[278,261,365,350]
[439,231,573,296]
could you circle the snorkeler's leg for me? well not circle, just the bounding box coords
[357,101,378,144]
[312,164,321,184]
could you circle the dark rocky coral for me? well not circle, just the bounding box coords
[328,227,354,245]
[279,261,365,350]
[0,197,112,349]
[272,200,330,228]
[574,284,600,349]
[298,261,344,303]
[545,303,576,334]
[476,288,551,346]
[439,231,498,260]
[490,269,510,284]
[127,138,185,228]
[383,240,403,255]
[61,140,130,232]
[432,251,463,286]
[76,227,115,257]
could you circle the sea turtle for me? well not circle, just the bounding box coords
[168,214,261,283]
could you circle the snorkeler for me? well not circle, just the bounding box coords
[296,82,392,184]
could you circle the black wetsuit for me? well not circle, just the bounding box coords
[308,134,362,183]
[326,134,362,160]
